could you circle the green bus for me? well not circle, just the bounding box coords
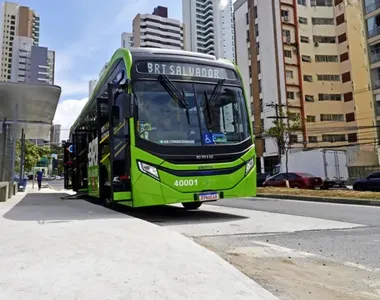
[64,47,256,209]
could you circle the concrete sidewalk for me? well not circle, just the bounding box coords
[0,189,279,300]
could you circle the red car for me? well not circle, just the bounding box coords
[263,172,323,189]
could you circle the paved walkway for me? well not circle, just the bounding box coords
[0,189,279,300]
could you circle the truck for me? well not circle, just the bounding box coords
[270,149,348,189]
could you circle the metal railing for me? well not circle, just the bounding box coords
[368,26,380,39]
[370,52,380,64]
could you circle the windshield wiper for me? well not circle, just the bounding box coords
[209,79,225,107]
[158,75,190,125]
[203,90,213,126]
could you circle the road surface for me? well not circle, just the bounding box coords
[49,181,380,299]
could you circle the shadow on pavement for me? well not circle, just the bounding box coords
[113,203,248,226]
[2,192,127,222]
[3,191,248,225]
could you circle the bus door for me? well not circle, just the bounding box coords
[63,141,74,190]
[97,96,110,201]
[108,84,132,202]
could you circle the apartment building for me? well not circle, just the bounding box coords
[235,0,378,170]
[132,6,183,49]
[89,79,98,97]
[121,32,133,48]
[11,36,55,84]
[0,2,40,81]
[362,0,380,162]
[183,0,235,61]
[50,124,61,146]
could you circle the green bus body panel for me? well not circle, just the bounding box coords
[69,48,257,207]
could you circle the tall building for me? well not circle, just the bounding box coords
[362,0,380,163]
[132,6,183,49]
[50,124,61,146]
[11,36,55,84]
[182,0,235,61]
[235,0,378,170]
[0,2,40,81]
[89,79,97,97]
[121,32,133,48]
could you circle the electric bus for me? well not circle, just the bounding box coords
[63,47,256,209]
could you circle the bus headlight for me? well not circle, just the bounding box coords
[138,161,160,180]
[245,158,255,175]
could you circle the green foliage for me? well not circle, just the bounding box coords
[265,109,302,142]
[15,140,51,172]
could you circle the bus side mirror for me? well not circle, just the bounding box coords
[123,94,133,119]
[111,106,120,126]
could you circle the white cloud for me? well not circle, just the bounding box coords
[53,98,88,141]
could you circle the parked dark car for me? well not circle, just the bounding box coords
[263,172,323,189]
[353,171,380,192]
[257,172,270,187]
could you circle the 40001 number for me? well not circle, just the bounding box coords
[173,179,198,187]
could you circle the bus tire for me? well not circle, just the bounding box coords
[104,197,115,209]
[182,202,202,210]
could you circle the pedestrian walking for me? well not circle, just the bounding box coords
[35,169,43,190]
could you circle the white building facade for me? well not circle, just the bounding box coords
[234,0,287,170]
[121,32,133,48]
[182,0,235,61]
[132,13,183,49]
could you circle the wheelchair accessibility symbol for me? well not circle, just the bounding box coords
[203,133,214,145]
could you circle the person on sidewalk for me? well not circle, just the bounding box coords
[35,170,43,190]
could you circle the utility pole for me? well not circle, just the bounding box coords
[267,102,288,164]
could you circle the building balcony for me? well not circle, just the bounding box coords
[365,0,380,15]
[372,79,380,92]
[370,52,380,65]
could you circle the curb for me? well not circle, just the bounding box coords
[256,193,380,206]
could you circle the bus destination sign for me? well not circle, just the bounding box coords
[136,61,237,80]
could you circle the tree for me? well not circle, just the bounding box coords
[265,106,302,187]
[15,140,51,174]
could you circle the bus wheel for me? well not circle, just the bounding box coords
[182,202,202,210]
[104,197,115,209]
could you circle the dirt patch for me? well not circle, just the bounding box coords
[195,239,380,300]
[257,187,380,201]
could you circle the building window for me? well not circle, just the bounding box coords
[344,92,353,102]
[287,91,295,99]
[289,135,298,143]
[320,114,344,122]
[286,70,293,78]
[312,18,334,25]
[284,50,292,58]
[306,115,316,122]
[322,134,346,142]
[299,17,308,24]
[300,36,309,43]
[281,10,289,18]
[298,0,306,5]
[318,94,341,101]
[338,33,347,43]
[247,29,250,41]
[246,12,249,25]
[308,136,318,143]
[315,55,338,62]
[311,0,333,7]
[302,55,312,62]
[317,74,340,81]
[345,112,355,122]
[347,133,357,143]
[305,95,314,102]
[303,75,313,82]
[283,29,291,39]
[341,71,351,83]
[340,52,349,62]
[336,14,345,26]
[313,35,336,44]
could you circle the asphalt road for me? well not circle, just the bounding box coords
[211,197,380,269]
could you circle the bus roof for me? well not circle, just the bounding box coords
[69,47,236,135]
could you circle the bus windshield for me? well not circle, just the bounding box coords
[133,80,251,146]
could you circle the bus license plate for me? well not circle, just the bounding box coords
[199,192,219,201]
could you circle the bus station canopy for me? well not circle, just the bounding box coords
[0,82,61,139]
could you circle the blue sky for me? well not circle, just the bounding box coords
[12,0,183,138]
